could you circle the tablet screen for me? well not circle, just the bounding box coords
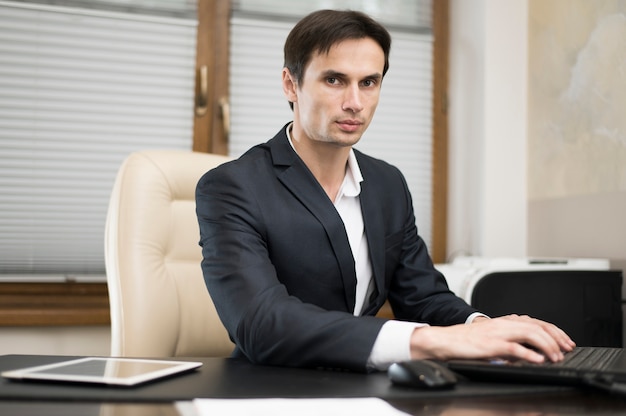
[1,357,202,386]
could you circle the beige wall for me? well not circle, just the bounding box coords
[448,0,529,258]
[527,0,626,270]
[528,192,626,273]
[0,326,109,356]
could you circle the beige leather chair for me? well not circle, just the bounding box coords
[105,150,234,357]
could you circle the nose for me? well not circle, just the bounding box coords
[342,84,363,113]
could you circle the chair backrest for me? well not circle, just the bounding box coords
[105,150,234,357]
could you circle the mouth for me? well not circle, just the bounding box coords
[336,119,363,132]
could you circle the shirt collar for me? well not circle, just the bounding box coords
[285,123,363,198]
[342,148,363,197]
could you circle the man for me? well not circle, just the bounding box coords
[196,9,575,372]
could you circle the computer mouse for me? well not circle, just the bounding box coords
[388,359,457,389]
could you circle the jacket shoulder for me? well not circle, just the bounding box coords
[353,148,406,183]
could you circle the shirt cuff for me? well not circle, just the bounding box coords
[466,312,490,324]
[366,320,428,371]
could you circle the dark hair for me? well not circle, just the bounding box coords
[284,9,391,109]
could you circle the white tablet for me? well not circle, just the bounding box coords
[1,357,202,386]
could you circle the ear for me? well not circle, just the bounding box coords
[282,68,298,103]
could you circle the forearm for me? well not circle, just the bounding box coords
[367,313,485,371]
[366,320,427,371]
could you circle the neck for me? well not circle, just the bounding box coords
[289,129,349,202]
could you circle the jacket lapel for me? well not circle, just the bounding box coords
[355,152,387,316]
[268,127,358,313]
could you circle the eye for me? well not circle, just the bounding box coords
[327,77,337,85]
[362,79,375,87]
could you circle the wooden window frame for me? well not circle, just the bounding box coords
[193,0,230,155]
[0,282,109,326]
[431,0,449,264]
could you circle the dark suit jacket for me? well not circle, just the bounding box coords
[196,124,477,372]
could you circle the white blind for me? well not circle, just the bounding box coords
[229,6,434,246]
[359,32,433,245]
[232,0,432,29]
[0,1,197,278]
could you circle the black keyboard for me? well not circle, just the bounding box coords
[547,347,621,371]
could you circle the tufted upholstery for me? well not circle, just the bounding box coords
[105,150,234,357]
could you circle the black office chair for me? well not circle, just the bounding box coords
[471,270,623,347]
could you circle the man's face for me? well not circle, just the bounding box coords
[284,37,385,148]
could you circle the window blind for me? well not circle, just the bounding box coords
[229,3,434,246]
[0,1,197,279]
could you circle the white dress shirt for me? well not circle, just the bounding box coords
[331,146,424,371]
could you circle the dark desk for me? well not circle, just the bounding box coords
[1,355,626,415]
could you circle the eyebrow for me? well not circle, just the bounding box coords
[321,69,383,81]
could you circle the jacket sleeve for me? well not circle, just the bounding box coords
[380,165,478,325]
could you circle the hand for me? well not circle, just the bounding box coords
[409,314,576,363]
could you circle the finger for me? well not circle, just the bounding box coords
[493,316,563,361]
[525,318,576,353]
[502,315,576,354]
[474,334,548,364]
[541,324,575,352]
[506,342,547,363]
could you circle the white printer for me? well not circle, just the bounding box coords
[436,256,610,303]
